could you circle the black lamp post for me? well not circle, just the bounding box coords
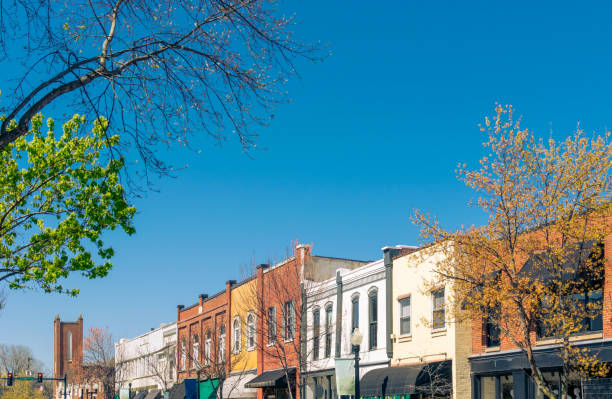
[350,328,363,399]
[128,382,132,399]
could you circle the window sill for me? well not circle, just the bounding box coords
[283,338,295,343]
[247,346,256,352]
[397,335,412,343]
[266,342,276,347]
[431,329,447,338]
[536,331,603,346]
[484,346,501,352]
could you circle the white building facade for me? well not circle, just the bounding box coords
[303,246,411,399]
[115,322,177,393]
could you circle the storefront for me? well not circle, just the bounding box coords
[245,368,297,399]
[223,371,258,399]
[470,341,612,399]
[302,369,336,399]
[359,360,452,399]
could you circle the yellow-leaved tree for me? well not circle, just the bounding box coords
[1,380,45,399]
[414,105,612,399]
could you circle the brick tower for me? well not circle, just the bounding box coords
[53,314,84,399]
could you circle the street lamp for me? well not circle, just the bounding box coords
[351,328,363,399]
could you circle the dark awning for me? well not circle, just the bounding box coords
[169,383,186,399]
[145,389,162,399]
[245,368,296,388]
[519,241,602,283]
[133,391,149,399]
[360,361,452,397]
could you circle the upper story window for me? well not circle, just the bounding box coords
[432,288,445,331]
[399,296,411,335]
[351,295,359,333]
[246,313,256,350]
[233,317,241,354]
[180,338,186,370]
[312,308,320,360]
[219,325,226,363]
[283,300,296,341]
[485,316,501,347]
[325,305,333,358]
[368,289,378,350]
[192,334,199,366]
[66,331,73,362]
[268,306,277,344]
[204,331,212,365]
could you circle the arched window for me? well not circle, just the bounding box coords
[205,331,212,365]
[67,331,73,362]
[368,288,378,350]
[233,317,241,353]
[192,335,199,366]
[180,338,186,370]
[219,325,226,363]
[312,308,320,360]
[351,294,359,333]
[246,313,256,350]
[325,304,333,358]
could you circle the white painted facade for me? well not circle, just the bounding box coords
[115,322,177,392]
[303,258,389,399]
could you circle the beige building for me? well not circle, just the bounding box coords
[384,246,471,399]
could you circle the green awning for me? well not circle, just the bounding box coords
[200,378,219,399]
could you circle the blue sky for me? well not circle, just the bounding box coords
[2,0,612,370]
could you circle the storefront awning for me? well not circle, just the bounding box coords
[133,391,148,399]
[199,378,219,399]
[223,371,258,398]
[144,389,162,399]
[168,383,186,399]
[245,368,296,388]
[360,361,452,397]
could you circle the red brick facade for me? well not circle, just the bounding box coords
[176,280,234,381]
[471,232,612,355]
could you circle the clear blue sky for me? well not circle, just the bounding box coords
[2,0,612,370]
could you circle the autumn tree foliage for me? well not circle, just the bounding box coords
[81,327,116,399]
[0,114,135,296]
[414,105,612,399]
[0,0,323,185]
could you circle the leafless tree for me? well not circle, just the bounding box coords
[140,344,176,392]
[0,344,43,375]
[0,0,323,187]
[417,361,453,399]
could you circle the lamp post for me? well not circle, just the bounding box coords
[350,328,363,399]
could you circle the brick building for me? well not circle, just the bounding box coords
[53,315,104,399]
[469,234,612,399]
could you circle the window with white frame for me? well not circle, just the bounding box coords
[67,331,73,362]
[192,335,199,367]
[219,325,226,363]
[233,317,241,353]
[368,289,378,350]
[283,300,296,341]
[180,338,186,370]
[325,305,333,358]
[247,313,256,350]
[268,306,277,344]
[312,308,320,360]
[399,296,411,335]
[205,331,211,365]
[351,295,359,332]
[432,288,445,330]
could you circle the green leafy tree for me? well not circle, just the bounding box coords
[0,380,45,399]
[0,114,135,295]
